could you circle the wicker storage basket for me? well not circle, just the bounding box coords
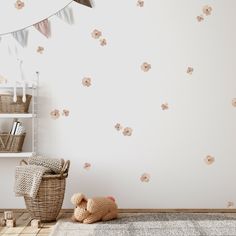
[22,160,70,222]
[0,133,26,152]
[0,94,32,113]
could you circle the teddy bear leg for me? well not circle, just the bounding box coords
[102,211,118,221]
[83,211,103,224]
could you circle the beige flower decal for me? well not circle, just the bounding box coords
[91,29,102,39]
[115,123,123,131]
[232,98,236,107]
[140,173,150,183]
[83,163,91,170]
[161,103,169,110]
[37,46,44,54]
[50,109,60,120]
[123,127,133,136]
[82,77,92,87]
[141,62,151,72]
[137,0,144,7]
[227,201,234,208]
[204,155,215,165]
[0,75,7,84]
[187,67,194,75]
[62,109,70,117]
[15,0,25,9]
[202,5,212,16]
[100,38,107,46]
[196,15,204,22]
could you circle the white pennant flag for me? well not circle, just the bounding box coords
[56,7,74,25]
[12,29,28,47]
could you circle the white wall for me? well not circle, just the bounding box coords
[0,0,236,209]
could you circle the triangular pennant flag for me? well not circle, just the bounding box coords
[56,7,74,25]
[12,29,28,47]
[34,19,51,38]
[73,0,93,8]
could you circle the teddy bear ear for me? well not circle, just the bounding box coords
[71,193,87,206]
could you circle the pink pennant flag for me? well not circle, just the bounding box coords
[34,19,51,38]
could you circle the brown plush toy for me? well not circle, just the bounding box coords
[71,193,118,224]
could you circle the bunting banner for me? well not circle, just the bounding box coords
[74,0,93,8]
[56,6,74,25]
[34,19,51,38]
[12,29,28,48]
[0,0,92,47]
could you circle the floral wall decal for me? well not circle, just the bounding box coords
[204,155,215,165]
[83,162,91,170]
[140,173,150,183]
[82,77,92,87]
[50,109,60,120]
[227,201,234,208]
[232,98,236,107]
[115,123,123,131]
[62,109,70,117]
[37,46,44,54]
[123,127,133,136]
[15,0,25,10]
[202,5,213,16]
[196,15,204,22]
[91,29,102,39]
[141,62,151,72]
[99,38,107,46]
[161,103,169,111]
[137,0,144,7]
[187,67,194,75]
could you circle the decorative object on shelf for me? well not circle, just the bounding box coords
[71,193,118,224]
[18,159,70,222]
[31,219,41,228]
[0,218,6,226]
[4,211,14,220]
[0,133,26,153]
[0,94,32,113]
[6,219,16,227]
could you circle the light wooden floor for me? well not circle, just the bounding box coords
[0,210,72,236]
[2,210,236,236]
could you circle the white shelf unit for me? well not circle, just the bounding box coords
[0,80,38,157]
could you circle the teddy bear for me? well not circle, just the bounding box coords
[71,193,118,224]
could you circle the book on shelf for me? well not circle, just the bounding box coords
[10,120,25,135]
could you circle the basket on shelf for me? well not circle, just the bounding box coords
[0,133,26,153]
[0,94,32,113]
[22,160,70,222]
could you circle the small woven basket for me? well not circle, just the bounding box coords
[22,160,70,222]
[0,94,32,113]
[0,133,26,152]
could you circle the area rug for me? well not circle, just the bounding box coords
[50,213,236,236]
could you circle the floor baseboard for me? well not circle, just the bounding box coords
[1,209,236,213]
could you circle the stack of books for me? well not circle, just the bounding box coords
[10,120,25,135]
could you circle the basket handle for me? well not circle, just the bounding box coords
[60,160,70,177]
[20,159,28,166]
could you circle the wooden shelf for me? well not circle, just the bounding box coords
[0,82,36,89]
[0,152,35,158]
[0,114,36,118]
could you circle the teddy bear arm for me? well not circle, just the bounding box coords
[83,211,104,224]
[102,210,118,221]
